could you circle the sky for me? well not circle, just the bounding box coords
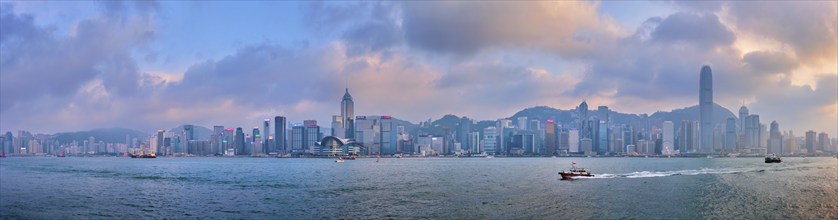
[0,1,836,137]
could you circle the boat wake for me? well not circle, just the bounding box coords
[579,167,765,179]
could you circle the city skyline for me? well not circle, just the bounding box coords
[1,1,836,137]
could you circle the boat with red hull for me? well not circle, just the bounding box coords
[558,162,594,180]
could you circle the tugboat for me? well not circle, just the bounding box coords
[764,154,782,163]
[558,162,594,180]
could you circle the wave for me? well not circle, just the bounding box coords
[578,167,765,179]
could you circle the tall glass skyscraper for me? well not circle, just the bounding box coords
[263,119,271,154]
[725,118,737,151]
[699,65,714,153]
[597,120,608,155]
[341,88,355,139]
[235,127,244,155]
[274,116,286,153]
[738,105,749,133]
[545,120,556,156]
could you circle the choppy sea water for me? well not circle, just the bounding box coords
[1,157,836,219]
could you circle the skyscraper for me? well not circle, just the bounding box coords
[597,120,608,155]
[212,126,224,155]
[457,117,472,152]
[785,130,797,154]
[380,116,395,154]
[156,130,165,155]
[768,121,782,154]
[263,119,271,154]
[818,132,830,152]
[699,65,713,153]
[235,127,244,155]
[597,106,609,125]
[304,120,320,151]
[341,88,355,139]
[291,124,304,152]
[331,115,344,138]
[578,101,588,120]
[517,117,528,130]
[663,121,674,155]
[274,116,286,153]
[183,125,195,142]
[738,105,749,133]
[745,115,761,149]
[545,120,556,156]
[483,126,497,155]
[725,118,737,151]
[805,130,817,154]
[252,127,261,155]
[469,131,481,154]
[3,132,12,155]
[568,129,579,153]
[497,119,511,154]
[679,120,699,153]
[576,101,588,130]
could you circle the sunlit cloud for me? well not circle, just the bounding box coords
[0,1,835,137]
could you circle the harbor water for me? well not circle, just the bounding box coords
[1,157,836,219]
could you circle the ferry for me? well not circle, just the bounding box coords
[558,162,594,180]
[129,149,157,158]
[764,154,781,163]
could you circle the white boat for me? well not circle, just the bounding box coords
[486,155,495,158]
[335,159,345,163]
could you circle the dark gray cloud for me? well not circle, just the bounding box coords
[0,3,155,110]
[650,12,735,48]
[305,2,403,56]
[1,5,98,111]
[434,62,574,112]
[342,20,402,56]
[670,1,723,13]
[0,4,45,43]
[166,43,342,107]
[303,2,364,30]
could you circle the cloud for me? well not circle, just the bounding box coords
[342,20,403,56]
[1,1,835,138]
[650,12,735,48]
[401,1,618,58]
[747,74,837,135]
[165,43,344,107]
[0,2,155,112]
[573,12,741,104]
[725,1,838,65]
[742,51,799,75]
